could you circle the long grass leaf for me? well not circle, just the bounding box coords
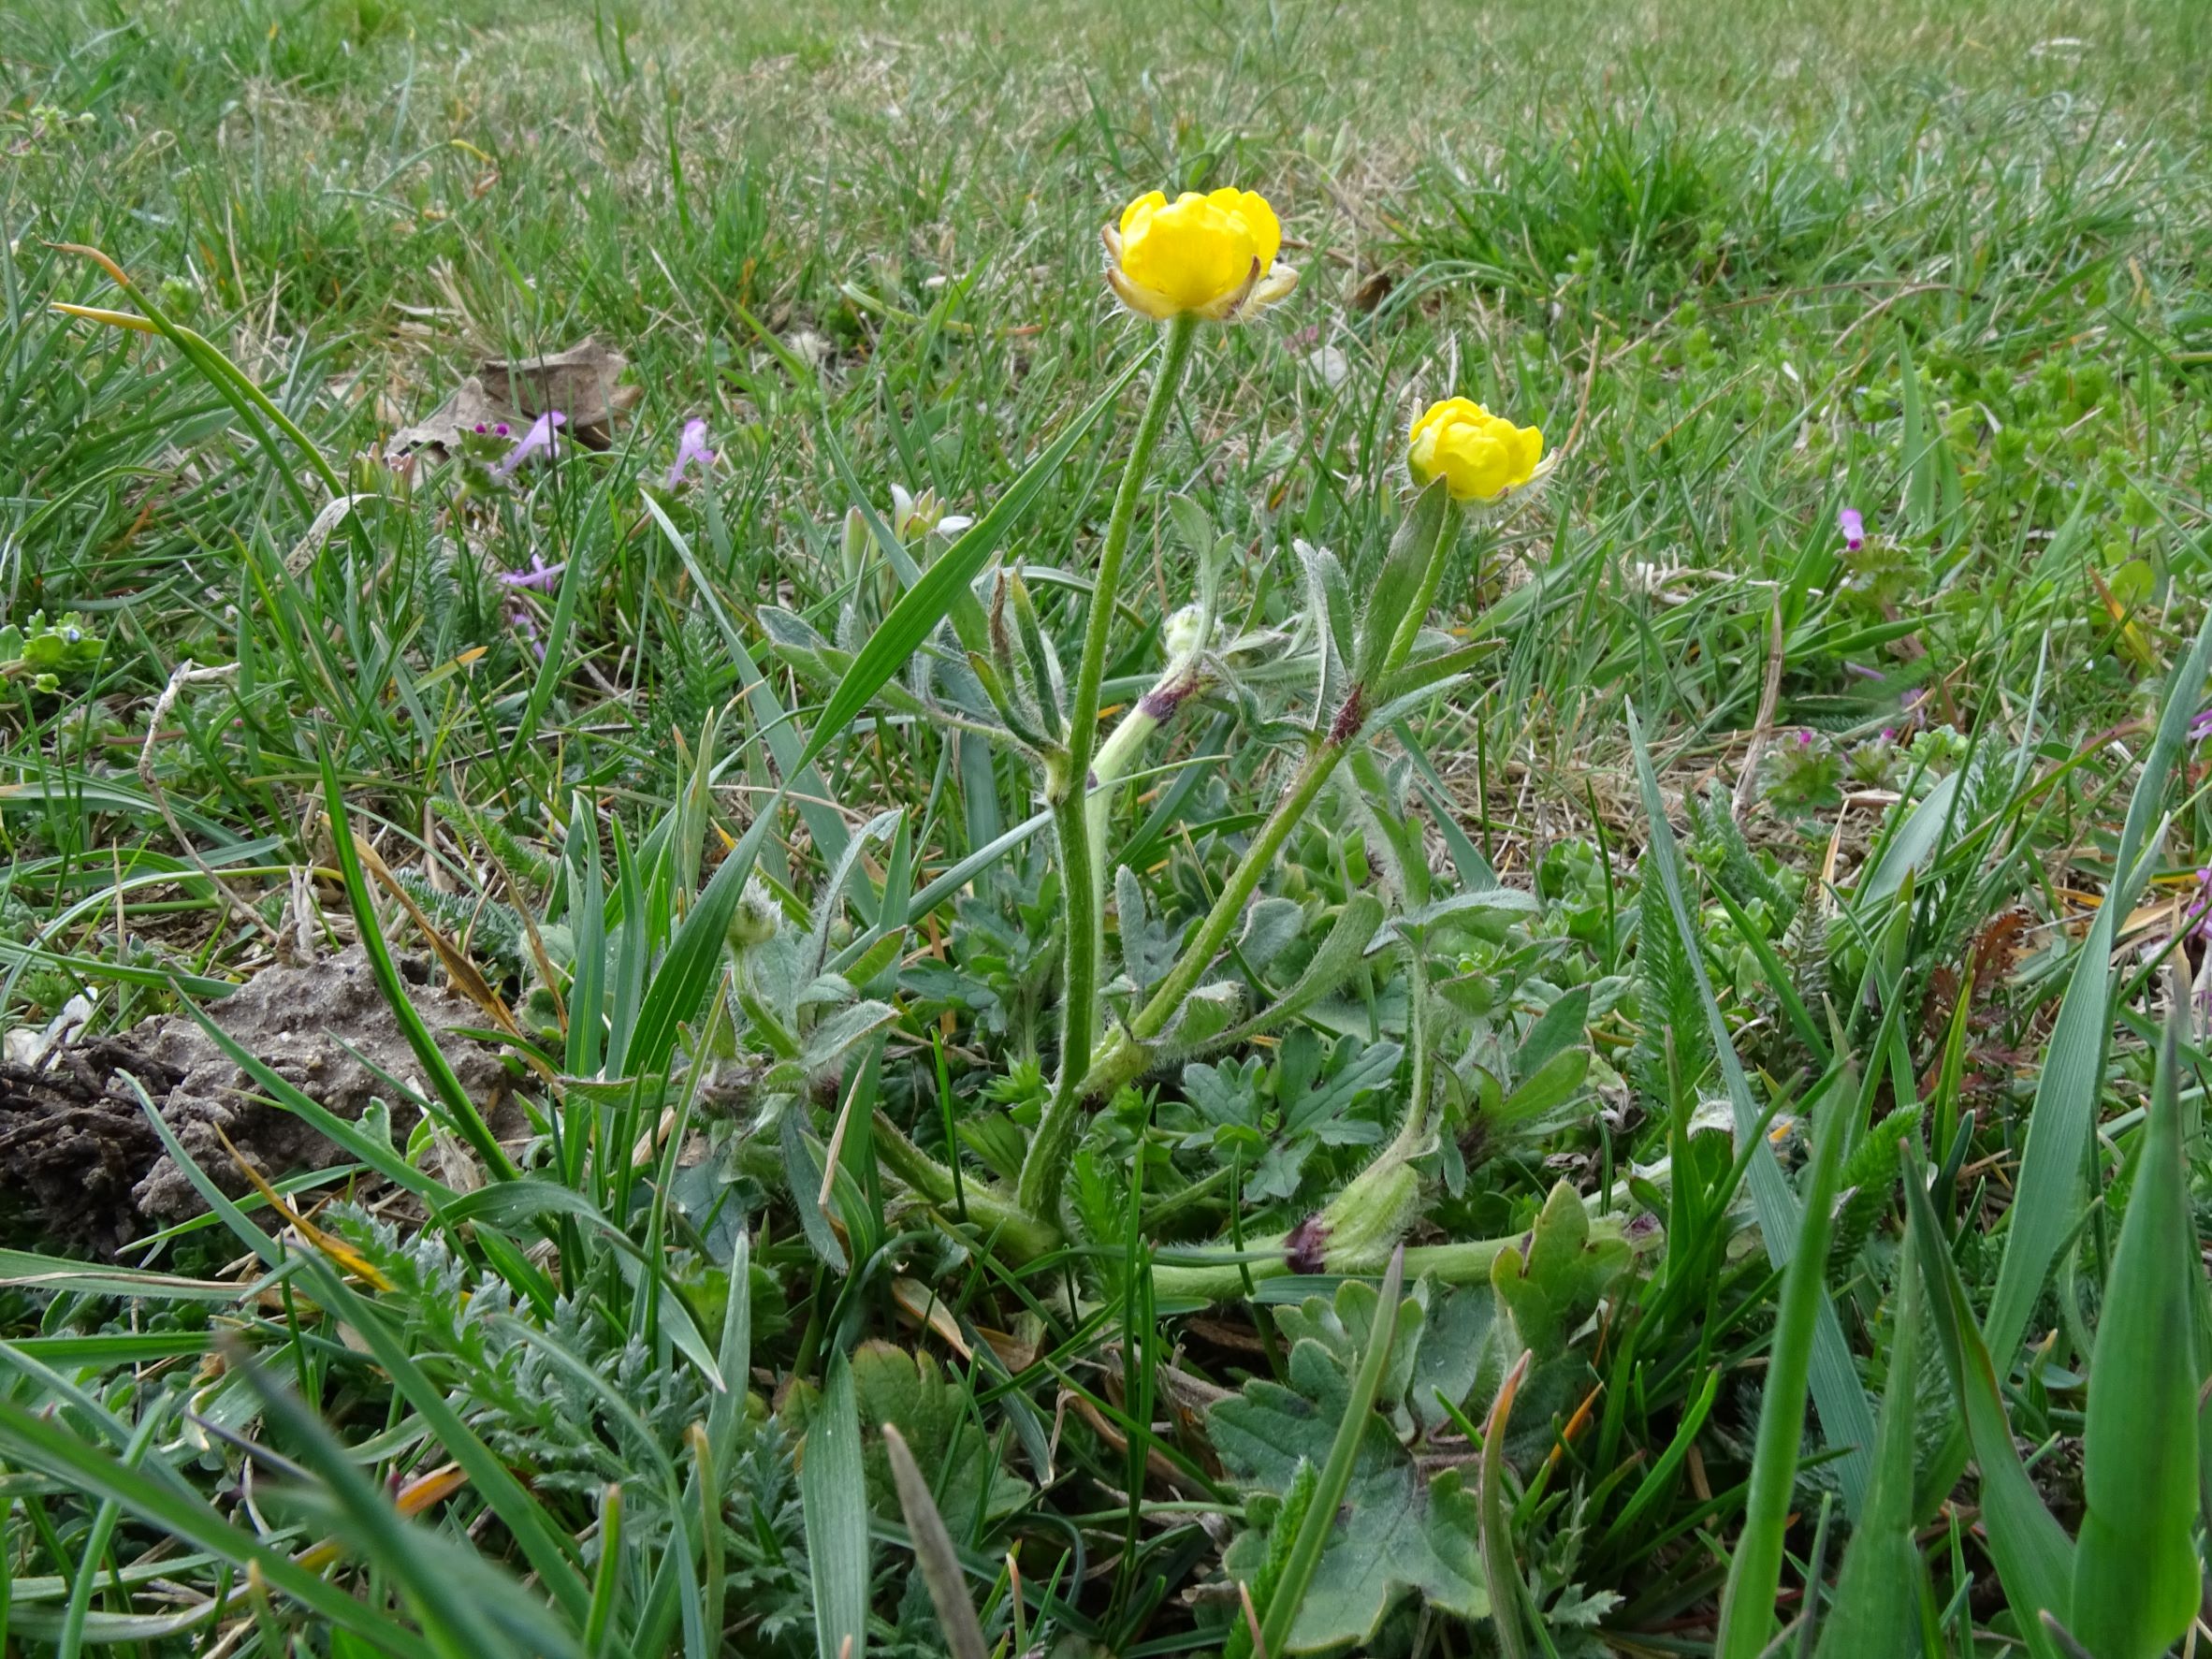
[2071,1004,2202,1657]
[1814,1230,1928,1656]
[622,803,779,1082]
[1902,1156,2071,1652]
[1626,703,1875,1513]
[0,1396,431,1656]
[707,1227,754,1479]
[1714,1051,1853,1657]
[320,756,516,1179]
[796,353,1144,772]
[803,1348,870,1659]
[1984,609,2212,1371]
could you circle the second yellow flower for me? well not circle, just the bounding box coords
[1406,398,1547,503]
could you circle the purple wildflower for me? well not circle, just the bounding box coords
[1795,728,1815,749]
[2190,706,2212,744]
[497,552,566,592]
[1839,506,1865,551]
[490,411,563,481]
[2189,865,2212,942]
[505,604,546,662]
[664,417,717,488]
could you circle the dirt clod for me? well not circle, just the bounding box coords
[1,947,510,1251]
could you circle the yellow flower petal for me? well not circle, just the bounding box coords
[1406,398,1546,502]
[1105,186,1294,323]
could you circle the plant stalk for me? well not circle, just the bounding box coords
[1149,1217,1642,1304]
[1018,313,1199,1219]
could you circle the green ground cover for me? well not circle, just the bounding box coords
[3,0,2211,1651]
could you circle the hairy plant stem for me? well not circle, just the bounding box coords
[874,1112,1060,1260]
[1017,313,1199,1220]
[1129,736,1341,1041]
[1082,507,1462,1102]
[1149,1220,1637,1304]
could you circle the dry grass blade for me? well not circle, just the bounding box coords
[1478,1347,1535,1659]
[349,830,531,1046]
[882,1424,991,1659]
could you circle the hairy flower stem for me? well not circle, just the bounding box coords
[1151,1224,1633,1305]
[875,1112,1061,1261]
[1081,509,1461,1104]
[1018,313,1200,1221]
[1130,737,1340,1040]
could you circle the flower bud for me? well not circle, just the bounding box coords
[1287,1144,1423,1274]
[839,505,869,589]
[1162,603,1209,662]
[726,876,783,951]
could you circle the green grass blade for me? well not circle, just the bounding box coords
[1258,1244,1408,1657]
[320,753,517,1180]
[1984,607,2212,1373]
[1626,702,1876,1513]
[622,802,779,1083]
[0,1395,432,1656]
[643,492,852,872]
[1902,1153,2072,1652]
[1714,1055,1853,1659]
[54,1390,167,1659]
[707,1227,754,1479]
[803,1347,870,1659]
[1814,1230,1928,1657]
[563,795,608,1080]
[0,1247,244,1303]
[2071,1003,2202,1658]
[794,352,1144,774]
[584,1485,623,1658]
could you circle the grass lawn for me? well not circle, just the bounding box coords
[4,0,2212,1652]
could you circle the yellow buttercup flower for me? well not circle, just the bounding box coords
[1406,398,1550,503]
[1103,188,1299,323]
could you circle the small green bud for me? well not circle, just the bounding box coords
[1291,1150,1422,1274]
[839,505,869,589]
[727,876,783,950]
